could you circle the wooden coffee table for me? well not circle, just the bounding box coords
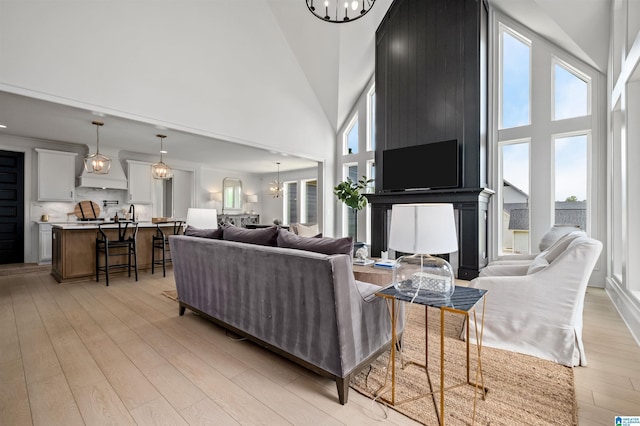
[352,262,393,287]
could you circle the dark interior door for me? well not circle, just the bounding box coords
[0,150,24,264]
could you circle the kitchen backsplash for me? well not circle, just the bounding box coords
[31,188,152,222]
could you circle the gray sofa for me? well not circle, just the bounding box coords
[169,234,396,404]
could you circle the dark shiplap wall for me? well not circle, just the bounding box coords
[375,0,487,190]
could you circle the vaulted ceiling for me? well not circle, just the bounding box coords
[0,0,610,173]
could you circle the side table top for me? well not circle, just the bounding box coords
[377,285,487,311]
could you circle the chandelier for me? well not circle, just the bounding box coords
[83,121,112,174]
[306,0,376,23]
[269,162,283,198]
[152,134,173,180]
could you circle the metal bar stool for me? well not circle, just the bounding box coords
[152,220,183,277]
[96,221,139,286]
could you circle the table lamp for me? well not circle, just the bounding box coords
[389,203,458,299]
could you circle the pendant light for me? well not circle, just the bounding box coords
[269,162,283,198]
[152,134,172,180]
[306,0,376,23]
[83,121,112,174]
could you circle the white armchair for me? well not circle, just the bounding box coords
[468,235,602,366]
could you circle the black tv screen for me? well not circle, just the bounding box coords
[382,140,459,191]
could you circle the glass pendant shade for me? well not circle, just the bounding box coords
[389,204,458,299]
[152,134,172,180]
[84,121,112,174]
[269,162,283,198]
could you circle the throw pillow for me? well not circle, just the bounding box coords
[184,225,223,239]
[223,225,279,246]
[543,230,586,264]
[277,229,353,255]
[526,255,549,275]
[295,223,320,238]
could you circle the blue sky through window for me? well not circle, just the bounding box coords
[554,64,588,120]
[501,31,530,129]
[346,120,358,154]
[555,135,587,201]
[502,143,529,194]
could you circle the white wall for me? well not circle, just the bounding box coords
[1,0,339,237]
[199,167,261,217]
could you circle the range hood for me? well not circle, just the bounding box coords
[77,150,128,190]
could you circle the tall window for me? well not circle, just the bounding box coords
[500,27,531,129]
[301,179,317,223]
[344,115,359,155]
[493,16,599,260]
[283,181,298,224]
[367,86,376,151]
[553,62,589,120]
[554,134,588,228]
[343,164,358,238]
[500,142,530,254]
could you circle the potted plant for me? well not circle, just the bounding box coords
[333,176,374,211]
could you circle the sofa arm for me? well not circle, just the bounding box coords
[480,262,530,277]
[329,255,397,376]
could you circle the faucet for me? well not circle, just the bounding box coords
[128,204,136,222]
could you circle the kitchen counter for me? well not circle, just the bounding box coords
[51,221,183,284]
[52,221,179,230]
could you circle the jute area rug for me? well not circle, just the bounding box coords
[351,304,577,426]
[162,289,178,301]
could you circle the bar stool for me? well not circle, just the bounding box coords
[96,221,139,286]
[152,220,183,277]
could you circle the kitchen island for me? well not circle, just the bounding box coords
[51,221,182,284]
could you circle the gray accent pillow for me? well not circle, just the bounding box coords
[277,229,353,255]
[184,225,223,239]
[223,225,279,246]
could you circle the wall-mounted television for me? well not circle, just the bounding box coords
[382,139,459,191]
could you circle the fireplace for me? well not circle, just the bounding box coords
[366,188,493,280]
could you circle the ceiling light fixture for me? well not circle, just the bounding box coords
[306,0,376,23]
[269,162,283,198]
[83,121,112,174]
[152,134,172,180]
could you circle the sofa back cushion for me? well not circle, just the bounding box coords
[277,229,353,255]
[223,225,279,246]
[184,225,223,239]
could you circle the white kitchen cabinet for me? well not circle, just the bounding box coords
[36,149,77,201]
[38,223,53,264]
[127,161,153,204]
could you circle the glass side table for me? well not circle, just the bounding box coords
[376,285,488,426]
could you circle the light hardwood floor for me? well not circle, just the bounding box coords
[0,268,638,425]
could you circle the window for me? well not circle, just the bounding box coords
[553,62,589,120]
[365,160,375,244]
[343,164,358,238]
[283,181,298,224]
[554,134,588,229]
[344,114,359,155]
[492,15,600,264]
[367,86,376,151]
[500,142,530,254]
[301,179,317,224]
[500,26,531,129]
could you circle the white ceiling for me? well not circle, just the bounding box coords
[0,0,610,174]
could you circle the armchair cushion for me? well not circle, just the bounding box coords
[526,255,549,274]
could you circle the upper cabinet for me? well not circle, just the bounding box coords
[127,160,153,204]
[36,149,77,201]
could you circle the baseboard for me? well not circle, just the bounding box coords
[605,277,640,347]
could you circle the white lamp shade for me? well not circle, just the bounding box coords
[210,192,223,202]
[247,194,259,203]
[389,203,458,254]
[186,208,218,229]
